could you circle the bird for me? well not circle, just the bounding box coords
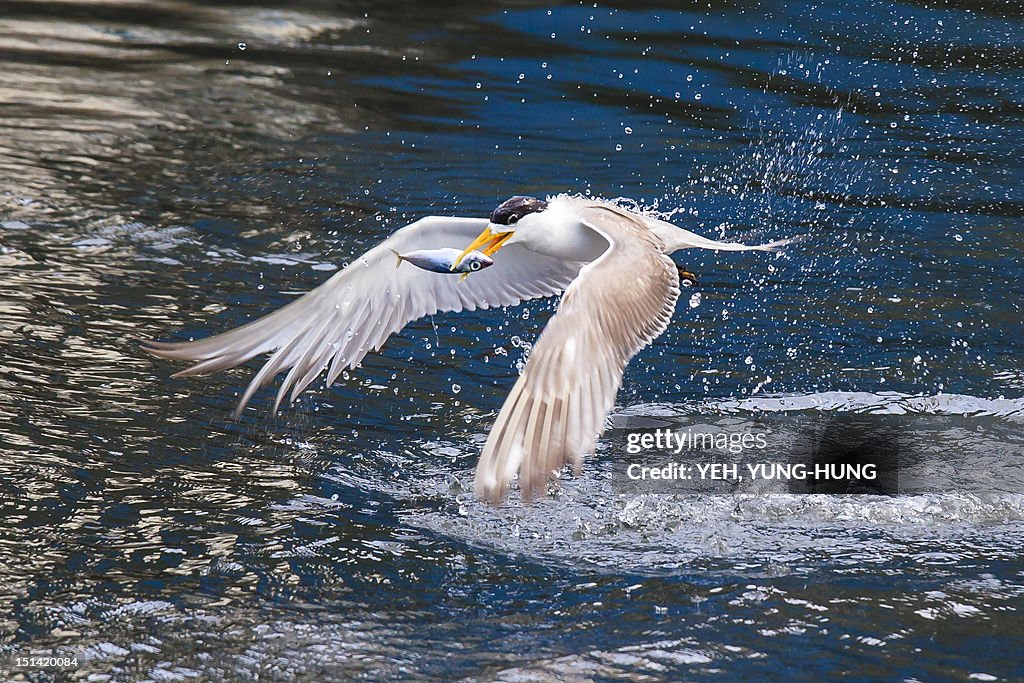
[144,194,792,502]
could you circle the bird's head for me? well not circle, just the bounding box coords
[452,195,549,269]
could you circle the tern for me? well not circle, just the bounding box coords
[145,195,791,502]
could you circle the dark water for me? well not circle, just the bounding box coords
[2,0,1023,680]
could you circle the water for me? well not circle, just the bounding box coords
[1,0,1022,680]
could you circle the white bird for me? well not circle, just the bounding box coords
[145,194,792,502]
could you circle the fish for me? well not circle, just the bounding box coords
[389,248,494,276]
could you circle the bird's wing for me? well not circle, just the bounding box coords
[474,204,681,502]
[144,216,584,417]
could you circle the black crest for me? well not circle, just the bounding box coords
[490,195,548,226]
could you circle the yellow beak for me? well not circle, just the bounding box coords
[451,225,513,270]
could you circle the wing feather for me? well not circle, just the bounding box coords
[145,216,584,417]
[474,205,681,502]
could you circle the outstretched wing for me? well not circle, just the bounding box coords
[474,205,681,502]
[145,216,585,417]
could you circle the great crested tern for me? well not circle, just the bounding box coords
[145,194,790,502]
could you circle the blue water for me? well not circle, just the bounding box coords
[0,1,1022,680]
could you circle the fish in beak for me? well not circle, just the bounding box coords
[451,225,513,270]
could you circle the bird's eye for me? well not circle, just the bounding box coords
[508,215,518,225]
[470,261,482,271]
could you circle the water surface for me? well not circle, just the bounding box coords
[1,0,1022,680]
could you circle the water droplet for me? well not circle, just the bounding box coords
[624,126,633,135]
[615,144,623,151]
[452,383,462,394]
[744,355,753,365]
[913,355,923,364]
[953,234,963,242]
[688,292,701,308]
[237,42,247,50]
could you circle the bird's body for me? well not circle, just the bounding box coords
[502,197,611,262]
[145,194,792,502]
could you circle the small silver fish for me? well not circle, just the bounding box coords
[389,248,493,275]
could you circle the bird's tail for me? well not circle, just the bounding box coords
[672,231,799,253]
[743,236,800,253]
[647,217,805,253]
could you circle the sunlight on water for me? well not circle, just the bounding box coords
[0,0,1022,680]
